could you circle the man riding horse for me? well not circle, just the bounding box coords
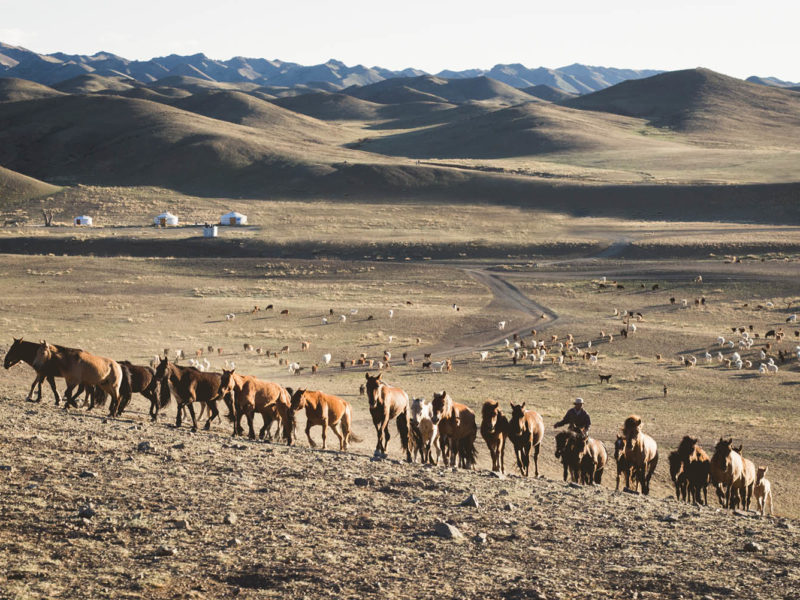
[553,397,591,434]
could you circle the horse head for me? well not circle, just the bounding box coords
[430,391,450,425]
[290,388,307,411]
[614,435,626,461]
[482,400,501,431]
[365,372,382,407]
[218,368,237,398]
[510,402,526,426]
[3,337,23,369]
[677,435,698,460]
[409,397,425,426]
[554,430,571,458]
[153,356,171,382]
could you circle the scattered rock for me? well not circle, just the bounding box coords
[744,541,763,552]
[78,470,98,478]
[228,538,241,547]
[354,477,371,487]
[137,441,152,453]
[156,545,177,557]
[0,465,13,472]
[172,442,185,450]
[175,519,190,530]
[473,533,488,544]
[224,513,237,525]
[488,470,506,479]
[568,482,582,489]
[279,534,293,542]
[659,514,679,523]
[78,504,96,519]
[504,503,516,511]
[498,489,510,496]
[460,494,479,508]
[433,522,463,540]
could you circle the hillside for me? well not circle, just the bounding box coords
[272,91,384,120]
[0,77,64,102]
[53,73,137,94]
[0,164,60,204]
[344,75,536,105]
[566,68,800,147]
[522,84,578,102]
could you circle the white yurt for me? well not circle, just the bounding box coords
[154,211,178,227]
[220,210,247,226]
[73,215,93,226]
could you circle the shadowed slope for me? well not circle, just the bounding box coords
[0,165,60,205]
[0,78,64,102]
[53,73,137,94]
[344,75,535,105]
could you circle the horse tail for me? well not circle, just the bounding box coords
[345,404,363,443]
[459,434,478,469]
[158,378,172,408]
[223,391,235,422]
[116,364,133,414]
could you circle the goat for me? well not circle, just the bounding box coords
[301,341,310,352]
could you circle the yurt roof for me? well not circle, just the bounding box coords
[222,211,246,218]
[75,215,92,219]
[156,211,176,218]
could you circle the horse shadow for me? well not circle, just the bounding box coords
[780,380,800,386]
[733,373,760,380]
[635,396,658,401]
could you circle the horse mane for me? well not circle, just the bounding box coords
[481,399,499,419]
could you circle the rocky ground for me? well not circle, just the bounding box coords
[1,396,798,600]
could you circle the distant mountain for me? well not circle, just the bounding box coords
[746,75,800,88]
[342,75,536,105]
[0,41,663,95]
[522,84,577,102]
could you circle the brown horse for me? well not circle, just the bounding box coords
[554,430,581,482]
[613,435,631,491]
[710,438,745,509]
[111,361,160,417]
[365,373,410,459]
[668,450,688,501]
[575,432,607,485]
[409,397,438,464]
[622,415,659,495]
[430,391,478,469]
[734,444,757,511]
[3,337,79,403]
[286,388,358,451]
[152,357,228,431]
[676,436,711,505]
[507,402,544,477]
[217,369,290,440]
[33,342,122,411]
[480,400,508,473]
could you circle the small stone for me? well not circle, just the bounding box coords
[460,494,479,508]
[504,503,516,511]
[137,441,152,453]
[79,470,98,478]
[354,477,370,487]
[473,533,488,544]
[660,514,679,523]
[744,541,763,552]
[175,519,190,530]
[172,442,185,450]
[156,545,177,557]
[498,489,510,496]
[489,470,506,479]
[78,504,96,519]
[0,465,13,472]
[279,534,293,542]
[224,513,237,525]
[568,482,582,489]
[433,522,463,540]
[228,538,241,547]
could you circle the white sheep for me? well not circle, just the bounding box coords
[288,362,301,374]
[726,341,734,348]
[339,315,347,323]
[478,351,489,361]
[430,361,445,373]
[717,336,726,346]
[388,309,394,318]
[497,321,507,331]
[731,352,741,363]
[322,317,328,325]
[630,323,637,333]
[350,308,358,315]
[704,352,713,363]
[322,353,332,365]
[765,301,774,308]
[504,338,510,347]
[681,299,688,307]
[758,363,768,374]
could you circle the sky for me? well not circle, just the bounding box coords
[1,0,799,81]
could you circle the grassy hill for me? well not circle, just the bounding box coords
[52,73,137,94]
[344,75,535,105]
[0,164,60,205]
[0,77,64,102]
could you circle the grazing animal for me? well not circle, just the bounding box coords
[574,431,608,485]
[736,449,757,511]
[622,415,659,495]
[286,389,359,451]
[322,353,332,365]
[480,400,508,473]
[430,360,446,373]
[599,374,612,384]
[151,357,230,431]
[669,450,688,501]
[301,341,310,351]
[754,466,774,516]
[710,438,746,509]
[364,372,411,460]
[430,391,478,469]
[478,351,489,362]
[265,304,273,310]
[3,337,75,403]
[677,436,711,505]
[409,397,439,464]
[507,402,544,477]
[280,309,289,316]
[217,369,291,441]
[497,321,506,331]
[115,361,161,419]
[613,435,630,491]
[243,343,254,352]
[554,430,582,483]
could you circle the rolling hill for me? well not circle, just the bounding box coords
[0,78,64,102]
[0,165,60,205]
[343,75,536,105]
[53,73,137,94]
[522,84,578,102]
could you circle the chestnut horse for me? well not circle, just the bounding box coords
[33,342,122,411]
[622,415,659,495]
[613,435,631,491]
[217,369,290,440]
[365,373,410,459]
[507,402,544,477]
[480,400,508,473]
[430,391,478,469]
[152,357,228,431]
[3,337,78,403]
[286,388,359,451]
[710,438,745,509]
[575,431,607,485]
[734,444,757,511]
[676,436,710,505]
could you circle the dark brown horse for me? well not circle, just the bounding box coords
[365,373,410,459]
[111,361,160,417]
[507,402,544,477]
[613,435,630,491]
[676,436,711,505]
[574,432,607,485]
[555,429,582,482]
[3,337,77,403]
[668,450,688,501]
[710,437,745,509]
[480,400,508,473]
[430,391,477,469]
[152,357,228,431]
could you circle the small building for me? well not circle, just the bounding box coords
[203,224,218,238]
[154,211,178,227]
[73,215,93,226]
[220,210,247,226]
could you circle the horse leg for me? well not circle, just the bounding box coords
[204,399,218,431]
[396,413,411,463]
[247,411,256,440]
[330,421,344,451]
[533,442,540,478]
[27,375,41,402]
[186,402,198,432]
[305,420,317,448]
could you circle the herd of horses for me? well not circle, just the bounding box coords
[2,337,773,515]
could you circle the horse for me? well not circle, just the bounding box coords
[507,402,544,477]
[430,391,478,469]
[217,369,290,440]
[554,430,582,482]
[668,450,688,501]
[676,436,711,505]
[110,361,161,417]
[574,431,607,485]
[480,400,508,473]
[33,342,123,412]
[152,357,228,431]
[364,373,410,460]
[710,437,745,509]
[286,388,358,451]
[408,397,439,464]
[734,444,757,511]
[3,337,78,403]
[622,415,659,495]
[613,435,631,491]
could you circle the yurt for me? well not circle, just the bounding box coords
[73,215,93,226]
[153,211,178,227]
[220,210,247,226]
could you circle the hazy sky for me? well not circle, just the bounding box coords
[2,0,799,81]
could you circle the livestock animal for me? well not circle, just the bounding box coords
[710,438,747,509]
[676,436,711,505]
[669,450,688,501]
[554,430,582,483]
[409,397,439,464]
[365,372,411,460]
[613,435,630,491]
[507,402,544,477]
[754,466,774,516]
[430,360,446,373]
[217,369,291,441]
[574,431,607,485]
[322,353,332,365]
[34,342,123,412]
[114,361,161,419]
[152,357,230,432]
[430,391,478,469]
[479,400,508,473]
[3,337,75,403]
[622,415,659,495]
[286,388,358,451]
[736,447,757,511]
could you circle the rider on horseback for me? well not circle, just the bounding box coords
[553,397,591,434]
